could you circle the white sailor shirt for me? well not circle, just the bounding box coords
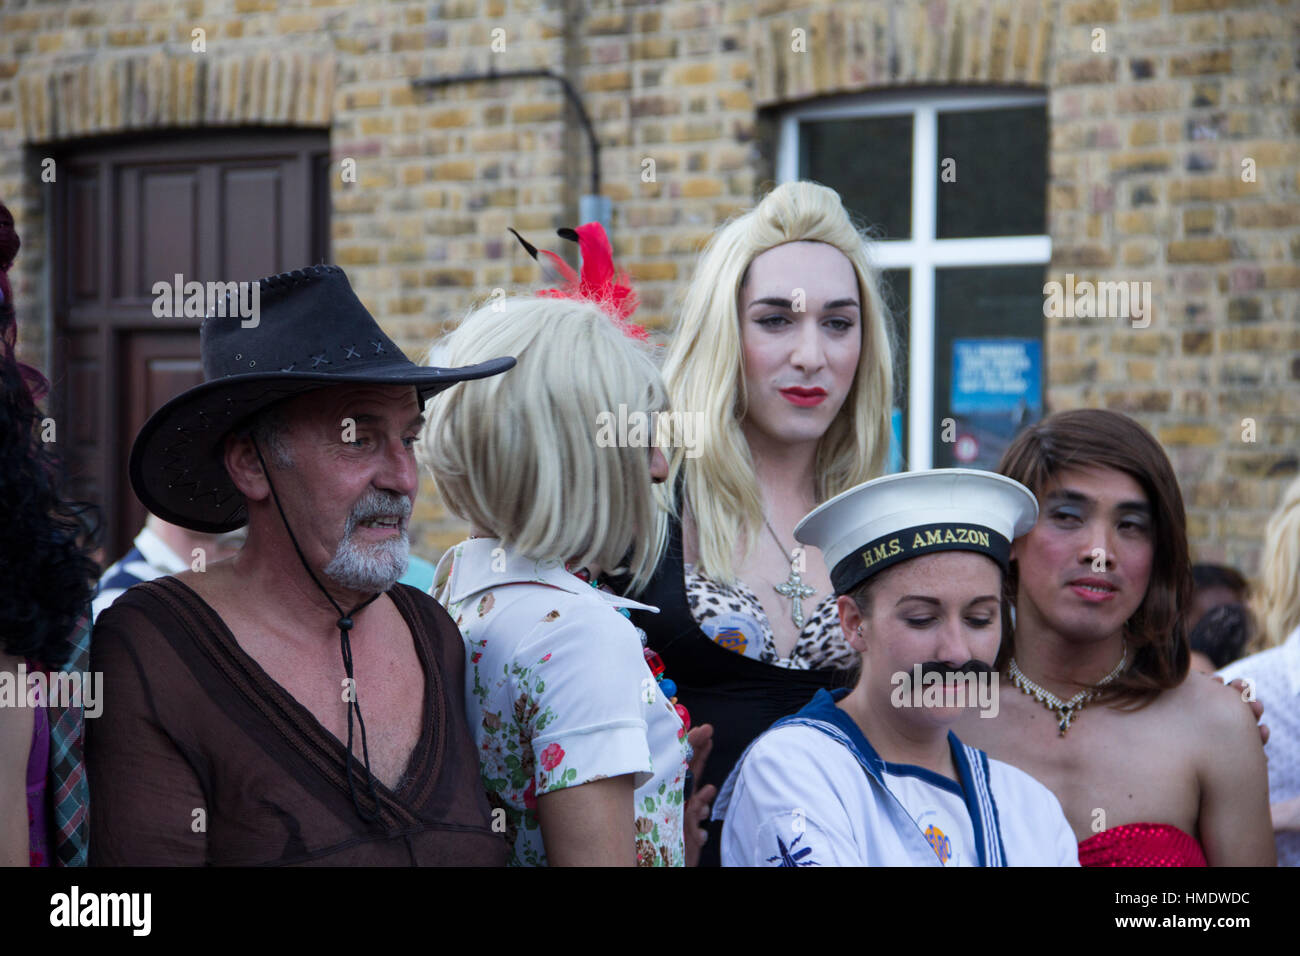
[715,688,1079,867]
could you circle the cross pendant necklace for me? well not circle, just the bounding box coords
[764,517,815,629]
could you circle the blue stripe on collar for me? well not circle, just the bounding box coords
[950,736,1007,867]
[722,686,1008,867]
[795,688,887,776]
[881,761,965,798]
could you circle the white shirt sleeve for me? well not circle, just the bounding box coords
[988,758,1080,866]
[721,727,868,867]
[1056,813,1082,866]
[510,599,656,795]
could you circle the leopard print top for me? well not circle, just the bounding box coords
[683,563,858,671]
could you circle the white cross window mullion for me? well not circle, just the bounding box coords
[777,91,1051,473]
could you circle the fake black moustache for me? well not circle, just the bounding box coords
[916,659,995,680]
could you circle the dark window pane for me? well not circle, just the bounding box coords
[800,115,913,239]
[879,268,909,472]
[936,107,1047,238]
[932,266,1044,470]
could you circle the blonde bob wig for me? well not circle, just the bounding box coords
[659,180,895,584]
[1251,474,1300,651]
[419,295,668,591]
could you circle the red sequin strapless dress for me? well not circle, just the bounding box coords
[1078,823,1207,867]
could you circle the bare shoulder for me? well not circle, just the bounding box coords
[1155,669,1259,740]
[172,565,216,596]
[171,563,243,610]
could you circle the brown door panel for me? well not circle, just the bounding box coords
[117,331,205,553]
[51,130,329,560]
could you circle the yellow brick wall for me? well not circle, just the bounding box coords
[1,0,1296,575]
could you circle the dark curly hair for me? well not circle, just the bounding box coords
[1,199,100,668]
[1189,603,1253,671]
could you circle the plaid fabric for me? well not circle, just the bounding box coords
[47,609,91,866]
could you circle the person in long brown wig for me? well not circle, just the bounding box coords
[956,409,1274,866]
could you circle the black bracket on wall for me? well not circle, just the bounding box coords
[411,68,601,197]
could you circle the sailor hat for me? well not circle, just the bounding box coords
[795,469,1039,596]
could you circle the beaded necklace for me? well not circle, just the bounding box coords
[570,565,692,733]
[1007,641,1128,737]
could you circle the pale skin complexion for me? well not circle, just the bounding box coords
[835,552,1003,781]
[955,466,1276,865]
[681,240,864,660]
[680,239,864,854]
[468,448,690,866]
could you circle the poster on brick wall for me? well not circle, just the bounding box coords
[950,338,1042,471]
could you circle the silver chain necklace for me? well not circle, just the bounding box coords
[763,517,816,629]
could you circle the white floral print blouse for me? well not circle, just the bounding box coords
[433,537,689,866]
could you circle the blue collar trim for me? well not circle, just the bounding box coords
[790,688,1007,867]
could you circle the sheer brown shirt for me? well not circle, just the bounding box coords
[87,577,504,866]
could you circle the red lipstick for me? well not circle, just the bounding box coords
[780,386,827,407]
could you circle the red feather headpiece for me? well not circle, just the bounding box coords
[508,222,648,341]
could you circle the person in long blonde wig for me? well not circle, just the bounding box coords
[657,180,895,584]
[1251,474,1300,652]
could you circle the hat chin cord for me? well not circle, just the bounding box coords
[251,437,384,825]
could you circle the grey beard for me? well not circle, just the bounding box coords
[323,529,410,592]
[322,490,412,592]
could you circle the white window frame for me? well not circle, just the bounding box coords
[777,90,1051,470]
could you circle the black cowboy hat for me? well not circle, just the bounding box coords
[130,264,514,533]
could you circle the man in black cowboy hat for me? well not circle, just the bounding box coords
[87,265,513,865]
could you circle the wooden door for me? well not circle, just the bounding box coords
[50,130,330,561]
